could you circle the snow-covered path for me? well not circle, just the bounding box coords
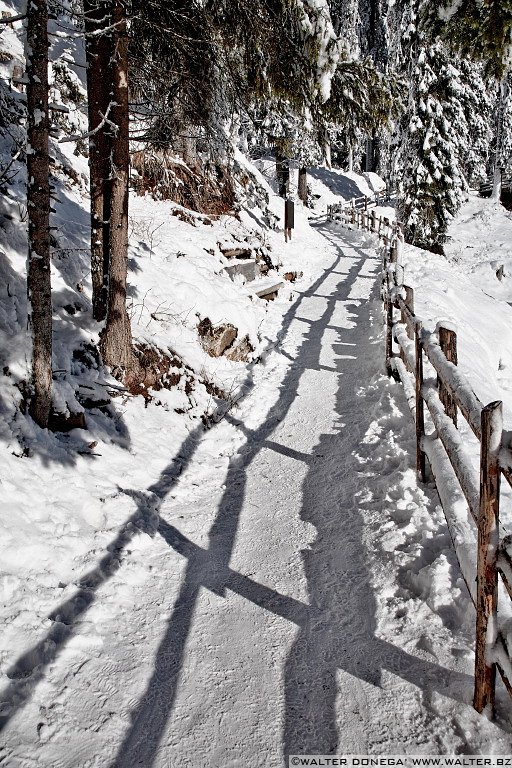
[2,226,511,767]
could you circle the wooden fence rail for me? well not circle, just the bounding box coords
[329,198,512,717]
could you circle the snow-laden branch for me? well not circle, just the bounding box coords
[0,13,26,23]
[58,101,117,143]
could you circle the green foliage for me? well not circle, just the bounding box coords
[395,37,465,251]
[129,0,340,161]
[439,0,512,79]
[324,59,401,144]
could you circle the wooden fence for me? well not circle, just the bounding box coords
[327,186,393,217]
[328,199,512,717]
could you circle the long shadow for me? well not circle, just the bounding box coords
[0,226,480,761]
[308,168,363,201]
[0,246,347,735]
[109,250,353,767]
[283,269,400,756]
[110,233,476,767]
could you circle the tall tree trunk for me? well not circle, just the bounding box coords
[26,0,52,427]
[84,0,114,321]
[348,145,354,173]
[324,136,332,169]
[491,76,508,202]
[298,166,308,204]
[99,0,133,376]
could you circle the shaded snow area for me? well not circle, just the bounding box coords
[2,193,512,766]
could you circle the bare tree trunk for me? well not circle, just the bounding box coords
[26,0,52,427]
[177,127,198,169]
[84,0,114,321]
[491,76,508,203]
[348,145,354,173]
[324,139,332,169]
[99,0,133,376]
[298,166,308,204]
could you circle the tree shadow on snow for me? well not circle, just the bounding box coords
[0,262,338,740]
[282,264,465,758]
[308,168,364,202]
[109,234,482,768]
[0,227,498,763]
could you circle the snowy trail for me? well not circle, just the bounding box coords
[2,225,512,767]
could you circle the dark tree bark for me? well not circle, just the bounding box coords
[26,0,52,427]
[99,0,133,376]
[84,0,114,321]
[298,166,308,204]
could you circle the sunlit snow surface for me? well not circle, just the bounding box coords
[2,206,512,764]
[1,3,512,756]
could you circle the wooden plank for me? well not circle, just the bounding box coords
[474,400,502,715]
[422,384,479,524]
[394,322,415,373]
[423,336,484,441]
[248,280,284,298]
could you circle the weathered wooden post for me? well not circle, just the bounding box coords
[371,209,377,233]
[474,400,502,716]
[415,320,426,481]
[402,286,414,335]
[364,195,368,212]
[399,285,414,368]
[284,198,294,242]
[385,245,394,376]
[438,325,458,426]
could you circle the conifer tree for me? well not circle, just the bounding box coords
[396,36,464,252]
[439,0,512,199]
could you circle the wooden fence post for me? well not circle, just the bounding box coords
[438,325,458,426]
[399,285,414,367]
[386,285,393,376]
[474,400,502,716]
[415,320,426,481]
[371,209,376,233]
[364,196,368,212]
[402,286,414,335]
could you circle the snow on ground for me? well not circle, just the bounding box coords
[396,195,512,532]
[2,185,512,765]
[253,157,385,214]
[1,9,512,748]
